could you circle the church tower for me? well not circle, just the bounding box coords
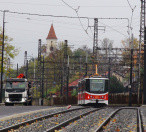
[46,24,57,55]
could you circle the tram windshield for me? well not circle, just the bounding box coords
[90,79,105,92]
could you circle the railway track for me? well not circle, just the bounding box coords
[93,107,143,132]
[0,106,101,132]
[45,107,102,132]
[0,106,143,132]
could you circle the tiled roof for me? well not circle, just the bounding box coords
[46,24,57,39]
[69,79,80,87]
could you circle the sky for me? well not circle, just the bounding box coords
[0,0,141,68]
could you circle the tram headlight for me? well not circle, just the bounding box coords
[88,96,90,99]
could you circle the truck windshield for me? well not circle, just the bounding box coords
[6,82,26,89]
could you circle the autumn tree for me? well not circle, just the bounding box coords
[0,28,19,78]
[121,37,139,66]
[109,76,125,93]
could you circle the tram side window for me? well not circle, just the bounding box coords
[82,80,86,91]
[81,81,84,92]
[86,79,90,92]
[78,82,80,92]
[105,80,108,92]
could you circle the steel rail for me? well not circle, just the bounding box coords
[0,107,88,132]
[45,108,102,132]
[93,107,143,132]
[137,108,143,132]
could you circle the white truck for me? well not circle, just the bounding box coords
[4,74,32,106]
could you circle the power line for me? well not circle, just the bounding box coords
[99,21,128,37]
[61,0,92,39]
[127,0,133,10]
[0,10,129,21]
[0,10,130,39]
[0,2,131,8]
[126,0,136,36]
[7,15,83,27]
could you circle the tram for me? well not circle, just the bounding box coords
[78,66,109,105]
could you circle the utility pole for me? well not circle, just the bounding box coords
[143,26,146,104]
[17,63,18,77]
[38,39,42,97]
[138,0,145,105]
[24,51,27,76]
[33,58,35,80]
[93,18,105,74]
[129,34,134,106]
[0,10,7,103]
[85,52,88,76]
[26,60,28,78]
[93,18,98,57]
[60,52,63,96]
[66,55,69,105]
[7,58,10,78]
[41,56,44,106]
[108,57,111,90]
[64,40,68,104]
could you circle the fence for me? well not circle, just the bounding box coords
[50,93,139,105]
[109,93,139,104]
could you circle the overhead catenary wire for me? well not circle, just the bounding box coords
[99,21,128,38]
[126,0,136,36]
[0,10,130,40]
[0,2,131,8]
[61,0,92,39]
[0,10,129,20]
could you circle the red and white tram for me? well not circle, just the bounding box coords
[78,76,109,105]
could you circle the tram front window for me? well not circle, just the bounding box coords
[90,79,105,92]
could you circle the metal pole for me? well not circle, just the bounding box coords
[34,58,35,80]
[26,60,28,78]
[66,55,69,104]
[24,51,27,75]
[108,57,111,90]
[60,57,63,96]
[64,40,68,103]
[0,10,6,103]
[143,27,146,104]
[85,53,88,76]
[41,56,44,106]
[7,58,10,78]
[17,63,18,77]
[129,34,133,106]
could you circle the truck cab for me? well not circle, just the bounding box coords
[5,78,32,106]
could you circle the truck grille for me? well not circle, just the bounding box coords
[9,94,22,101]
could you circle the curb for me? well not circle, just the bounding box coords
[0,103,5,106]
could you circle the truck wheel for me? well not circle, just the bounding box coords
[28,100,32,106]
[5,103,14,106]
[23,102,28,106]
[5,103,9,106]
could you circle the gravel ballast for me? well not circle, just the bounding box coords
[59,107,115,132]
[102,109,137,132]
[14,108,96,132]
[0,106,83,130]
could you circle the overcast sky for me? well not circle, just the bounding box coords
[0,0,140,68]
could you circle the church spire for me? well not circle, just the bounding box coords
[46,24,57,39]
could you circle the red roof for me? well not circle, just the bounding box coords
[69,79,80,87]
[46,24,57,39]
